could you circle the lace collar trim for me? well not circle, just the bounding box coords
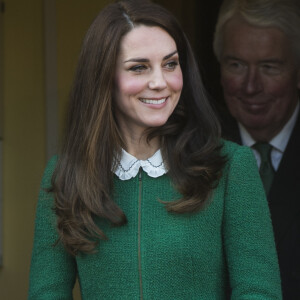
[114,149,167,180]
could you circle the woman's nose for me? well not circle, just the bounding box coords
[148,68,167,90]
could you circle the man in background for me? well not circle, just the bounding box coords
[213,0,300,298]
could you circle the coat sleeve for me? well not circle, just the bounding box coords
[223,145,282,299]
[28,157,77,300]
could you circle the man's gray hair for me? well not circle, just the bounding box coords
[213,0,300,64]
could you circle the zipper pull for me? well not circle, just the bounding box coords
[138,168,142,181]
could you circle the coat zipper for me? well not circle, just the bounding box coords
[138,169,144,300]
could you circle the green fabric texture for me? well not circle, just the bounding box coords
[28,141,282,299]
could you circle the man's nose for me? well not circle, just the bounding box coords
[242,67,263,95]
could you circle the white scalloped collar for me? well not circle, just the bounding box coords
[114,149,167,180]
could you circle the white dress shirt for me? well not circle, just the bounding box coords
[239,103,299,171]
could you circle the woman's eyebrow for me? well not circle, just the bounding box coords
[124,57,149,63]
[163,50,178,60]
[123,50,178,63]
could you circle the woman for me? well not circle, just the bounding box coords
[29,0,282,299]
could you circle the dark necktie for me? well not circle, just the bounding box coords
[253,142,275,195]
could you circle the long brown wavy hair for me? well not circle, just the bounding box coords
[52,0,226,255]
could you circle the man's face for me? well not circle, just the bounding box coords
[220,17,300,141]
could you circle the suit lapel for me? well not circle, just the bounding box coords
[223,114,300,246]
[268,114,300,245]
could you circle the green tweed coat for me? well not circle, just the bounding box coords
[28,141,282,299]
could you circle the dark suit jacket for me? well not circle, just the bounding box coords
[222,113,300,300]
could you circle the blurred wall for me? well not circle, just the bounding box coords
[56,0,111,139]
[0,0,45,299]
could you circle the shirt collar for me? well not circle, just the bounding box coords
[114,149,167,180]
[239,102,299,153]
[270,102,299,153]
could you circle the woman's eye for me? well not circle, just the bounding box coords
[164,60,178,70]
[129,65,147,72]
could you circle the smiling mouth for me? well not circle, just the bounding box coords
[239,97,269,106]
[140,98,167,104]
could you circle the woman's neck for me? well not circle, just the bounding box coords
[124,135,160,160]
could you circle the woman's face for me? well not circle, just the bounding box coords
[114,25,183,137]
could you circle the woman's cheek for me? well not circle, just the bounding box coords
[169,72,183,92]
[119,76,147,95]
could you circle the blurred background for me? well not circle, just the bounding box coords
[0,0,222,298]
